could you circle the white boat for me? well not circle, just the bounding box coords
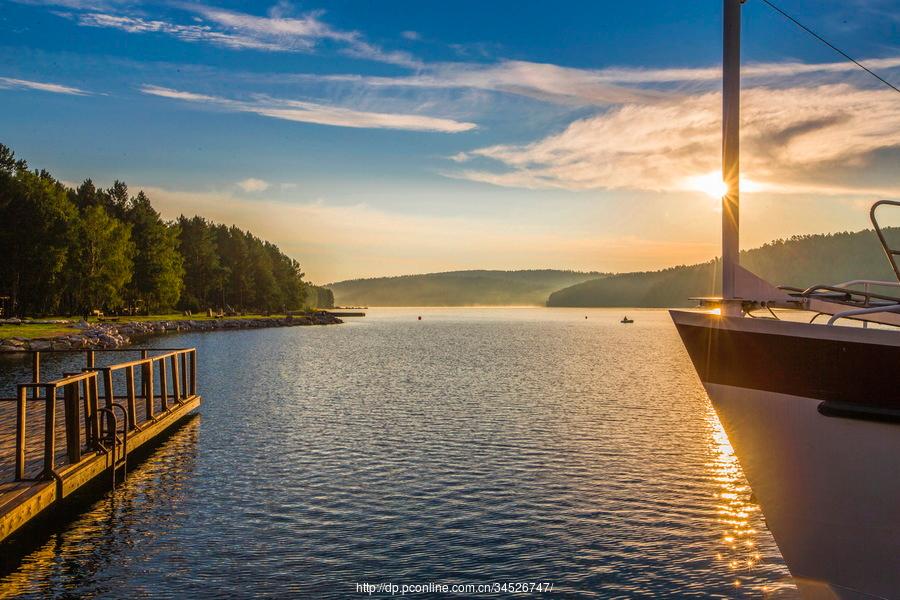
[671,2,900,599]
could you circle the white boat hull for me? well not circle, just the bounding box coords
[705,382,900,599]
[671,310,900,599]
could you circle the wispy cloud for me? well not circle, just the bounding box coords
[449,84,900,195]
[59,1,420,66]
[316,57,900,106]
[237,178,270,192]
[140,84,476,133]
[0,76,91,95]
[74,12,284,50]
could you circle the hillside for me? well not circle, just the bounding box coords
[548,228,900,307]
[328,270,604,307]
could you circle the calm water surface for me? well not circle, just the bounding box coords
[0,308,799,598]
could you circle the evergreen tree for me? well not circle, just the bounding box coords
[0,146,76,315]
[177,216,225,311]
[126,190,184,312]
[67,205,135,312]
[0,143,312,315]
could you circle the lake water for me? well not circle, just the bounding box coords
[0,308,799,598]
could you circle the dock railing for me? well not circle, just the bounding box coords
[1,348,198,484]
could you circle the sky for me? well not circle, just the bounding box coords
[1,0,898,283]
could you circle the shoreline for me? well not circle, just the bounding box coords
[0,313,343,353]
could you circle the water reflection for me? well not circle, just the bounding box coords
[0,416,200,598]
[706,407,799,599]
[0,309,799,597]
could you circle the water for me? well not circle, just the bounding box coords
[0,308,798,598]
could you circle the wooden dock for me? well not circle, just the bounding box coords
[0,348,201,543]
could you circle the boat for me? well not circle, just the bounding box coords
[620,316,633,324]
[671,2,900,599]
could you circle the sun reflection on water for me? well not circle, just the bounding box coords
[706,407,767,593]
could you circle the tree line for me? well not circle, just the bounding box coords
[547,227,900,307]
[0,143,328,316]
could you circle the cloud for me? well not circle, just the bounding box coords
[401,30,421,41]
[58,2,420,66]
[140,84,477,133]
[0,76,91,95]
[237,178,270,192]
[74,12,283,50]
[449,84,900,195]
[139,85,217,102]
[316,57,900,106]
[185,2,422,66]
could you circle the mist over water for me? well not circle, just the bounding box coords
[0,308,798,598]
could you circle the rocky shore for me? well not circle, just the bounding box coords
[0,313,343,353]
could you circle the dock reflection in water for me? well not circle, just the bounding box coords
[0,309,799,597]
[0,416,200,598]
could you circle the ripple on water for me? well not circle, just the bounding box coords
[0,309,797,598]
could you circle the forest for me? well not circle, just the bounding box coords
[547,228,900,307]
[0,143,329,316]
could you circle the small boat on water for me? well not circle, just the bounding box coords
[672,3,900,598]
[620,316,633,324]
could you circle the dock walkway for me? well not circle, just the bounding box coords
[0,348,201,542]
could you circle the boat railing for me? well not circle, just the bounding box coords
[0,348,197,483]
[779,283,900,307]
[826,304,900,326]
[870,200,900,283]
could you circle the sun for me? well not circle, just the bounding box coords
[688,171,729,199]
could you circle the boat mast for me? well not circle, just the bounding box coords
[722,0,742,314]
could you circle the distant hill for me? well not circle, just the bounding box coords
[548,228,900,307]
[328,270,604,307]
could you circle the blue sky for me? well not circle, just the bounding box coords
[1,0,898,282]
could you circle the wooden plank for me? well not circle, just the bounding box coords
[63,383,81,465]
[189,351,197,396]
[159,360,168,412]
[15,387,26,481]
[143,360,154,420]
[43,386,55,476]
[125,366,137,431]
[180,353,188,400]
[170,354,181,402]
